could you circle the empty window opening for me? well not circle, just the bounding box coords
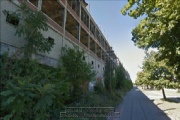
[29,0,38,7]
[83,56,85,60]
[6,13,19,26]
[48,37,54,44]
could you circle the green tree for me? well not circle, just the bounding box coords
[61,46,95,101]
[114,62,133,91]
[135,71,150,89]
[136,51,179,99]
[104,61,112,91]
[104,59,118,93]
[115,62,126,89]
[3,4,54,58]
[121,0,180,79]
[104,60,133,92]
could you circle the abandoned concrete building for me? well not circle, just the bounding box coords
[0,0,119,81]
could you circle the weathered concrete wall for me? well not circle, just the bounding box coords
[40,28,63,60]
[0,0,106,80]
[63,38,75,49]
[1,0,25,56]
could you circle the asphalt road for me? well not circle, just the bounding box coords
[108,87,171,120]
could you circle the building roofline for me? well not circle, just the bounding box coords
[82,0,88,7]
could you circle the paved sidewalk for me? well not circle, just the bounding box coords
[140,88,180,120]
[108,87,171,120]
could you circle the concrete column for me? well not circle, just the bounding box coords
[95,42,97,56]
[88,13,90,51]
[79,1,82,19]
[95,43,97,74]
[78,1,82,44]
[62,0,67,48]
[100,48,103,77]
[63,2,67,34]
[104,39,105,50]
[78,24,81,43]
[37,0,42,11]
[100,48,102,61]
[87,35,90,64]
[94,26,96,39]
[88,35,90,50]
[88,12,91,64]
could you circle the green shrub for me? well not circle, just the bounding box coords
[94,81,105,93]
[0,54,69,119]
[61,46,95,101]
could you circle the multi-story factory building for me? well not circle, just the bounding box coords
[0,0,118,80]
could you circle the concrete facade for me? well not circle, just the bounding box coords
[0,0,118,80]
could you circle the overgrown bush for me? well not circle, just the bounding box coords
[104,61,115,92]
[0,46,97,119]
[94,81,105,93]
[104,59,133,93]
[61,46,95,101]
[0,52,133,120]
[67,90,123,108]
[0,53,69,119]
[115,63,126,89]
[121,79,133,92]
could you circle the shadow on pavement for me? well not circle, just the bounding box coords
[163,108,176,112]
[161,97,180,103]
[108,87,171,120]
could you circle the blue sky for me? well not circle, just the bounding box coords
[85,0,145,82]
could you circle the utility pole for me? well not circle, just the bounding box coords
[106,47,114,93]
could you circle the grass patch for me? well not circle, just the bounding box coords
[60,89,127,120]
